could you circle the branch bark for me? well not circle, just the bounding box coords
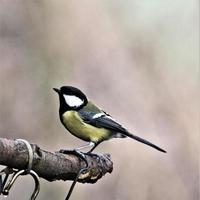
[0,138,113,183]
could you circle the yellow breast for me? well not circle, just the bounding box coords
[62,111,110,143]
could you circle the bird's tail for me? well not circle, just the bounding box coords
[123,132,166,153]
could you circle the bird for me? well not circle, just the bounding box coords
[53,86,166,154]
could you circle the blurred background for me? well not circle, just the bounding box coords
[0,1,199,200]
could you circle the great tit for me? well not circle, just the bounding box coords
[53,86,166,153]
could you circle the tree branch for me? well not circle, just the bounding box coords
[0,138,113,183]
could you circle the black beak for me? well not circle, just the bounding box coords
[53,88,60,94]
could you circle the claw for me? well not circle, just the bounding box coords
[59,149,88,168]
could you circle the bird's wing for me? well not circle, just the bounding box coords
[79,110,166,153]
[79,110,127,133]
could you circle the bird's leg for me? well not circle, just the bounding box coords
[59,142,95,153]
[59,142,103,165]
[86,142,100,153]
[59,142,96,167]
[85,142,102,163]
[75,142,95,152]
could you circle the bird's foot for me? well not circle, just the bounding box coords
[59,149,88,168]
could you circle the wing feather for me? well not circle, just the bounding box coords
[79,111,127,133]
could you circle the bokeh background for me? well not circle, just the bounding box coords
[0,1,199,200]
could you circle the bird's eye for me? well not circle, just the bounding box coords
[63,94,84,107]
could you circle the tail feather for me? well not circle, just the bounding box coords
[124,132,166,153]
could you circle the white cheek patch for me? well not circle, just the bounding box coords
[63,94,84,107]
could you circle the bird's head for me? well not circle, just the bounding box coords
[53,86,88,113]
